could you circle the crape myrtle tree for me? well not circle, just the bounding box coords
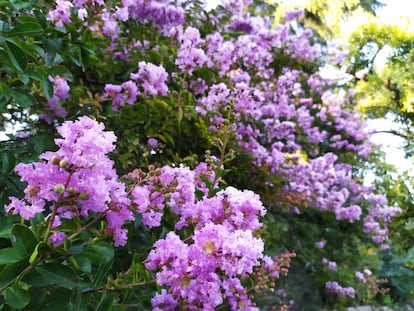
[0,0,401,310]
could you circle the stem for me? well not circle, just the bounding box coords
[68,211,107,241]
[43,172,74,243]
[82,280,152,294]
[209,123,231,197]
[0,257,41,292]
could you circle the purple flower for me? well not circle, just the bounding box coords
[47,0,73,27]
[355,68,369,79]
[126,0,185,34]
[5,197,44,220]
[326,281,355,298]
[50,232,66,246]
[102,10,120,40]
[315,241,325,249]
[151,289,178,311]
[284,9,305,22]
[356,271,366,283]
[131,61,169,96]
[49,76,70,100]
[45,76,69,118]
[6,117,132,246]
[147,138,158,149]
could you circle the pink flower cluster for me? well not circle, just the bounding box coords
[355,269,372,283]
[131,164,266,232]
[322,258,337,271]
[40,76,69,123]
[146,224,264,310]
[326,281,355,298]
[104,61,168,110]
[5,117,133,246]
[129,164,269,309]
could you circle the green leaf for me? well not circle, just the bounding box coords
[40,287,72,311]
[7,37,40,59]
[16,15,40,25]
[1,151,16,174]
[42,38,59,58]
[71,254,92,273]
[93,259,113,287]
[93,242,114,263]
[4,283,30,309]
[33,10,47,29]
[404,221,414,231]
[0,248,22,265]
[32,134,54,153]
[29,242,51,264]
[0,222,13,238]
[10,89,34,108]
[9,0,32,10]
[147,50,162,64]
[25,69,48,83]
[23,263,79,289]
[17,71,30,84]
[5,40,28,72]
[0,82,11,98]
[80,46,90,71]
[8,22,43,37]
[177,106,184,125]
[0,97,8,112]
[11,224,37,257]
[96,292,114,311]
[0,256,29,288]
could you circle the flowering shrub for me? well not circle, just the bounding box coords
[0,0,401,309]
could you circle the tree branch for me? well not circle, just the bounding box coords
[372,129,411,140]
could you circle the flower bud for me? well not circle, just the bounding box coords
[78,192,89,200]
[27,186,40,197]
[59,159,70,169]
[204,239,215,255]
[53,183,65,194]
[50,155,61,165]
[67,187,77,195]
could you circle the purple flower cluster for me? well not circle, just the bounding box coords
[326,281,355,298]
[104,61,168,110]
[192,20,398,246]
[284,9,305,22]
[355,269,372,283]
[131,165,197,227]
[130,164,268,309]
[125,0,185,34]
[175,27,208,75]
[5,117,133,246]
[40,76,69,123]
[146,224,265,310]
[363,194,401,246]
[46,0,73,27]
[131,61,169,96]
[322,258,337,271]
[104,82,139,111]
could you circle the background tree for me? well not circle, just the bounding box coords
[346,12,414,303]
[252,0,384,39]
